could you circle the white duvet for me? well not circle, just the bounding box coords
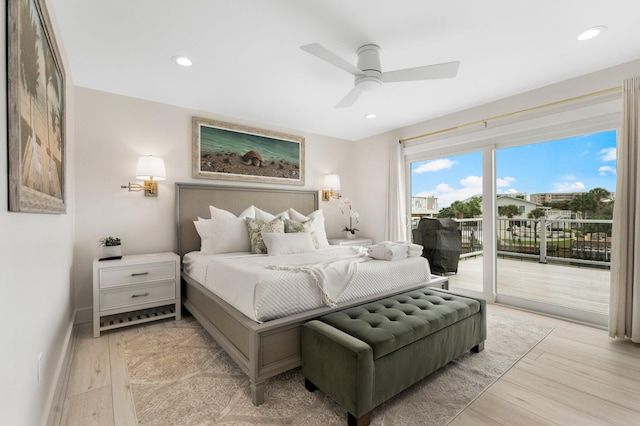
[183,246,432,322]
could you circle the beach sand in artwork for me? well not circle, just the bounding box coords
[200,151,301,180]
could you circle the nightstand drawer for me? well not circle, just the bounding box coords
[99,261,175,288]
[100,280,176,310]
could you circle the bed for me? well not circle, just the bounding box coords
[175,183,440,405]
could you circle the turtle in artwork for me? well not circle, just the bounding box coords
[241,150,264,167]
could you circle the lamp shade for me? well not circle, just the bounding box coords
[324,174,341,190]
[135,155,166,181]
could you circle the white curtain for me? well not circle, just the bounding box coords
[609,76,640,342]
[385,139,408,241]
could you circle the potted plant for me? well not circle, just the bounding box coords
[339,198,360,239]
[98,236,122,258]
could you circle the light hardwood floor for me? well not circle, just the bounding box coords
[52,305,640,425]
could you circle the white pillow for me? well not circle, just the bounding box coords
[193,217,213,250]
[194,206,255,254]
[262,232,316,256]
[289,208,329,247]
[255,206,290,222]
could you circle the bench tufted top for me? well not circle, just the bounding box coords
[317,288,482,359]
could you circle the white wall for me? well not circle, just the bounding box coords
[73,88,355,313]
[0,1,76,424]
[355,59,640,244]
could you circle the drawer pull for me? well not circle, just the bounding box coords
[131,272,149,277]
[131,292,150,298]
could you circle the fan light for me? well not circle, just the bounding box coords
[356,76,382,91]
[578,26,606,41]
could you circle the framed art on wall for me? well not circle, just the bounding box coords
[7,0,66,214]
[192,117,305,186]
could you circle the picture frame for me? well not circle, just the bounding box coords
[7,0,66,214]
[192,117,305,186]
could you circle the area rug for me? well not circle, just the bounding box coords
[124,309,553,425]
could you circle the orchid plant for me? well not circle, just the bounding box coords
[338,198,360,234]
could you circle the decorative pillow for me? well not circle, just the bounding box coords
[255,206,290,222]
[194,206,255,254]
[289,208,329,247]
[284,218,319,248]
[246,217,285,254]
[262,232,316,256]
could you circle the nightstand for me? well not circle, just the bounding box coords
[93,252,181,337]
[328,237,373,247]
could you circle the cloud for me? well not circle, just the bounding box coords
[417,175,482,208]
[597,147,616,162]
[553,181,586,192]
[599,165,616,176]
[496,176,515,187]
[460,175,482,187]
[417,174,522,208]
[434,183,454,192]
[413,158,458,174]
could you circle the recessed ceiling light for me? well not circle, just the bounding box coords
[365,113,376,119]
[172,55,193,67]
[578,26,607,41]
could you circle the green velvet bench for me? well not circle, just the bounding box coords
[301,287,486,426]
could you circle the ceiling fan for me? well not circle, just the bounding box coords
[300,43,460,108]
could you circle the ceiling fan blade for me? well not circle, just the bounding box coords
[335,86,364,108]
[301,43,364,76]
[382,61,460,83]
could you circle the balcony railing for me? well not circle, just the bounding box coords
[412,217,612,267]
[496,217,612,266]
[456,218,484,258]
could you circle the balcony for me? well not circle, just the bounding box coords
[415,216,613,266]
[447,256,610,316]
[413,216,612,318]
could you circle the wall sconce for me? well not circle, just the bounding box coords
[322,174,341,201]
[121,155,166,197]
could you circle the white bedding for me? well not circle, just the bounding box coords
[182,246,432,322]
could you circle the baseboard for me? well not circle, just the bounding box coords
[74,306,92,324]
[42,309,79,426]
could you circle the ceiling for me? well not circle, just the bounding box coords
[50,0,640,141]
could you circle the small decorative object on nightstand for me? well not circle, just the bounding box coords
[328,237,373,247]
[93,252,180,337]
[338,198,360,239]
[98,236,122,260]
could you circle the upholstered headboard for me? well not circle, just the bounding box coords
[175,183,318,258]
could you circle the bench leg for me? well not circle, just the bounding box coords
[472,341,485,353]
[348,411,371,426]
[304,378,318,392]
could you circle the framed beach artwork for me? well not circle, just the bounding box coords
[7,0,66,213]
[192,117,305,185]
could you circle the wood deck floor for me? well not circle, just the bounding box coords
[447,256,610,316]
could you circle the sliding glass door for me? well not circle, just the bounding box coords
[410,151,483,294]
[494,130,616,325]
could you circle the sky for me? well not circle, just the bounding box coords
[411,130,617,209]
